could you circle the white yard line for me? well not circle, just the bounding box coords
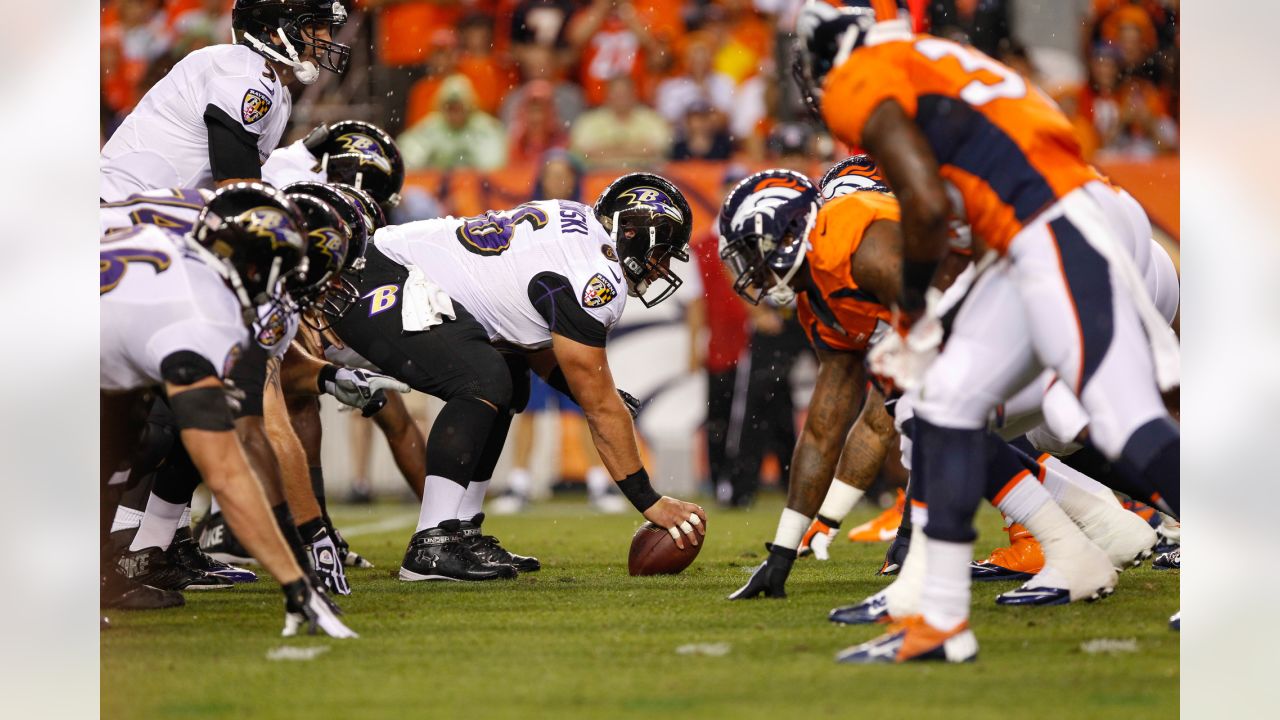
[336,512,419,538]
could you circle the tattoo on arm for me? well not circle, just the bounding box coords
[832,386,896,491]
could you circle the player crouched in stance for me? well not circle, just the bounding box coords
[101,183,355,637]
[328,173,707,582]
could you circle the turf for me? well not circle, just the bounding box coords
[101,497,1179,719]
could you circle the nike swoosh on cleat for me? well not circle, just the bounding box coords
[995,586,1071,606]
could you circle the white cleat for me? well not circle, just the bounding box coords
[1079,503,1158,570]
[996,540,1117,606]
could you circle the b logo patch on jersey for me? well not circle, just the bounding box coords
[601,244,619,263]
[242,88,272,125]
[581,273,617,308]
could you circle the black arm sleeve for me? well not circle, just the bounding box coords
[205,105,263,182]
[527,272,608,348]
[160,350,219,386]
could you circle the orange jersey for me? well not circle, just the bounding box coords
[822,35,1096,254]
[796,192,898,353]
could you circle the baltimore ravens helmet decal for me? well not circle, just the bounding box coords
[242,89,272,125]
[235,206,303,250]
[617,187,683,223]
[582,273,617,308]
[336,132,393,172]
[601,244,619,263]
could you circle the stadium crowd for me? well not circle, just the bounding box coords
[102,0,1180,169]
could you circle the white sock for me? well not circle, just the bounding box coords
[919,536,973,632]
[210,496,221,515]
[457,479,490,521]
[585,466,612,499]
[130,494,186,551]
[910,501,928,529]
[1044,456,1122,507]
[993,473,1050,526]
[772,507,811,551]
[417,475,468,532]
[885,522,927,618]
[508,468,531,497]
[818,480,865,525]
[111,505,144,534]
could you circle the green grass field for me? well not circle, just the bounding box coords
[101,497,1178,719]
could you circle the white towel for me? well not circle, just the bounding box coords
[400,264,456,332]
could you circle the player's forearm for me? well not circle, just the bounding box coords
[263,375,323,524]
[786,356,866,514]
[582,394,644,479]
[181,430,303,584]
[280,341,330,398]
[235,416,287,505]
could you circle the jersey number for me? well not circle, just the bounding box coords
[101,247,172,295]
[455,204,550,256]
[915,38,1026,106]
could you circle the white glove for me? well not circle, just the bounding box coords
[305,528,351,596]
[319,365,410,416]
[281,579,358,639]
[868,289,945,391]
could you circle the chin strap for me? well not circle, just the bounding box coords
[240,28,319,85]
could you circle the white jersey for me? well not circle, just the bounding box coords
[374,200,626,349]
[100,44,291,201]
[262,140,326,186]
[101,225,248,392]
[99,187,212,235]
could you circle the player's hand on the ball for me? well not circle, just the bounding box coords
[642,497,706,550]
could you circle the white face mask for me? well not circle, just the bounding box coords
[240,28,320,85]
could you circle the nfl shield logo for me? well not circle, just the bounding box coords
[242,89,272,125]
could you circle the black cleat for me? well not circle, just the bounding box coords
[116,545,208,591]
[194,511,255,565]
[728,544,795,600]
[459,514,541,572]
[170,528,257,583]
[398,520,518,582]
[101,571,184,610]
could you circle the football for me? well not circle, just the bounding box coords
[628,521,704,576]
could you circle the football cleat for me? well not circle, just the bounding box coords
[1152,548,1180,570]
[879,530,912,576]
[195,511,257,566]
[829,590,892,625]
[1154,515,1180,555]
[398,521,518,582]
[995,542,1117,606]
[170,527,258,583]
[459,514,541,572]
[1169,611,1180,631]
[835,615,978,664]
[488,490,529,516]
[116,545,208,592]
[101,571,184,610]
[847,489,904,542]
[728,545,796,600]
[971,523,1042,581]
[1079,504,1158,571]
[798,518,837,560]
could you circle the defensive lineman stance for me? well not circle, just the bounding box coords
[330,173,708,581]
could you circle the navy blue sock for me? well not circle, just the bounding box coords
[913,418,985,544]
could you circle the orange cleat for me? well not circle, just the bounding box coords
[970,522,1045,581]
[847,489,905,543]
[835,614,978,664]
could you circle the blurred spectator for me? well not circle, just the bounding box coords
[507,80,569,163]
[1071,43,1177,159]
[456,12,519,115]
[500,43,587,128]
[510,0,579,52]
[569,76,672,168]
[925,0,1013,58]
[365,0,471,133]
[403,29,462,131]
[101,0,171,119]
[669,101,733,160]
[686,164,751,501]
[567,0,663,106]
[655,32,735,124]
[701,0,772,85]
[167,0,232,56]
[766,121,815,167]
[398,75,509,170]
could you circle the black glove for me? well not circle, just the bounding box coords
[727,544,796,600]
[618,388,641,420]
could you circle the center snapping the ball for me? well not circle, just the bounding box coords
[628,521,704,576]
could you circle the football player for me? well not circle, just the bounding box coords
[328,173,708,582]
[264,120,406,214]
[101,1,351,201]
[100,183,355,637]
[794,0,1179,661]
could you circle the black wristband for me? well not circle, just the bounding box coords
[900,259,940,314]
[317,363,339,395]
[616,468,661,513]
